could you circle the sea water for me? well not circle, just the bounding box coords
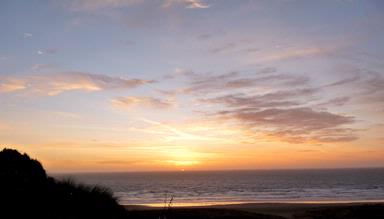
[54,168,384,206]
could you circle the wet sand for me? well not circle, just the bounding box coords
[124,202,384,219]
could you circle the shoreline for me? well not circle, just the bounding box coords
[123,200,384,208]
[124,201,384,219]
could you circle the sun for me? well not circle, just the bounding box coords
[167,160,200,166]
[164,148,202,167]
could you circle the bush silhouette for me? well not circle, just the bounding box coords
[0,148,46,185]
[0,148,127,219]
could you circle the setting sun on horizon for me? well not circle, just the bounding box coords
[1,0,384,173]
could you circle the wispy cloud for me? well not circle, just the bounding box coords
[322,75,361,88]
[358,72,384,105]
[321,67,384,107]
[185,0,209,9]
[67,0,142,12]
[216,107,356,144]
[162,68,195,79]
[317,96,350,107]
[31,64,56,71]
[0,79,26,93]
[51,111,81,119]
[249,47,333,63]
[65,0,209,11]
[36,48,59,55]
[199,88,317,109]
[162,0,210,9]
[209,42,237,54]
[161,68,309,95]
[140,118,218,142]
[196,33,213,40]
[0,72,152,96]
[188,72,357,143]
[112,96,175,109]
[23,32,33,38]
[159,66,363,144]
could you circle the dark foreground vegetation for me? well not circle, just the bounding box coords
[1,148,383,219]
[0,148,126,219]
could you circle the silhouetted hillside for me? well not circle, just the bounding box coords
[0,148,127,219]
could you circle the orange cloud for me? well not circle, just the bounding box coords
[112,96,175,109]
[0,79,26,93]
[248,47,334,63]
[264,47,329,61]
[0,72,152,96]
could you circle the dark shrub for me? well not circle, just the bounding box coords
[0,148,127,219]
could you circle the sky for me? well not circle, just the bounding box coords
[1,0,384,172]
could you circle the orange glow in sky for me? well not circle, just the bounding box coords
[1,0,384,172]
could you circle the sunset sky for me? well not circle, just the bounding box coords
[1,0,384,172]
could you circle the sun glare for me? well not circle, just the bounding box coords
[162,148,203,167]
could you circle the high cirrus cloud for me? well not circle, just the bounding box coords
[195,80,358,143]
[112,96,175,109]
[160,66,362,144]
[216,107,356,144]
[162,0,210,9]
[185,0,209,9]
[67,0,142,11]
[248,47,334,64]
[66,0,209,11]
[162,68,309,95]
[0,79,27,93]
[0,72,152,96]
[199,88,317,109]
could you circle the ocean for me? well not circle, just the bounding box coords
[54,168,384,206]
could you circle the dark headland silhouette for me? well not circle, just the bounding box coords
[1,148,383,219]
[0,148,126,219]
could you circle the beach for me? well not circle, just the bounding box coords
[125,202,384,219]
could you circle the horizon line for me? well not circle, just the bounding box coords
[49,166,384,175]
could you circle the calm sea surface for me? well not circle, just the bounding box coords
[54,169,384,206]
